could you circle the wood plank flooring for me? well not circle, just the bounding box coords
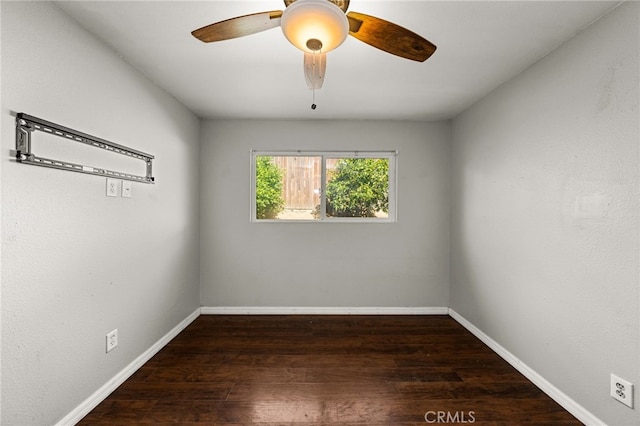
[79,315,582,425]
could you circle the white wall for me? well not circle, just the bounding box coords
[450,3,638,425]
[1,2,201,425]
[0,2,3,423]
[200,119,450,309]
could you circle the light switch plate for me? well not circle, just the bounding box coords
[106,178,120,197]
[122,181,132,198]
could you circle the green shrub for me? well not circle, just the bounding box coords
[325,158,389,217]
[255,156,284,219]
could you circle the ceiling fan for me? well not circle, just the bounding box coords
[192,0,436,98]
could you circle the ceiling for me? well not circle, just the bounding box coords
[55,1,620,121]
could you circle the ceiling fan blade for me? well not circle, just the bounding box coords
[192,11,283,43]
[346,11,436,62]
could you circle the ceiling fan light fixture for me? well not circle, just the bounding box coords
[281,0,349,53]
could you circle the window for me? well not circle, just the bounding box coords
[251,151,397,222]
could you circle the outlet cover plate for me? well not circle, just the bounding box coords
[611,374,634,408]
[106,329,118,353]
[106,178,120,197]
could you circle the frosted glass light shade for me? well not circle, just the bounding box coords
[304,52,326,89]
[281,0,349,53]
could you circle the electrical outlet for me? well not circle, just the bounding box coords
[106,178,120,197]
[106,329,118,353]
[611,374,634,408]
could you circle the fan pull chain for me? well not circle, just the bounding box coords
[311,49,320,110]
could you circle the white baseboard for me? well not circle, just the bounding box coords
[55,308,201,426]
[200,306,449,315]
[448,308,606,426]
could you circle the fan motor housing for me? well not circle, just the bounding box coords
[284,0,350,13]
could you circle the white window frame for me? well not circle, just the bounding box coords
[250,150,398,223]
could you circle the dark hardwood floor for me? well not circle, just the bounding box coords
[79,315,582,425]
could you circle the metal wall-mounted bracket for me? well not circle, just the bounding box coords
[15,113,155,184]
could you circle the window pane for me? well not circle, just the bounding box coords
[255,156,321,220]
[253,151,396,222]
[325,158,389,218]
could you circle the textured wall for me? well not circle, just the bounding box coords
[450,3,638,425]
[1,2,201,424]
[200,119,450,308]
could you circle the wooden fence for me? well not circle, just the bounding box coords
[272,157,338,210]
